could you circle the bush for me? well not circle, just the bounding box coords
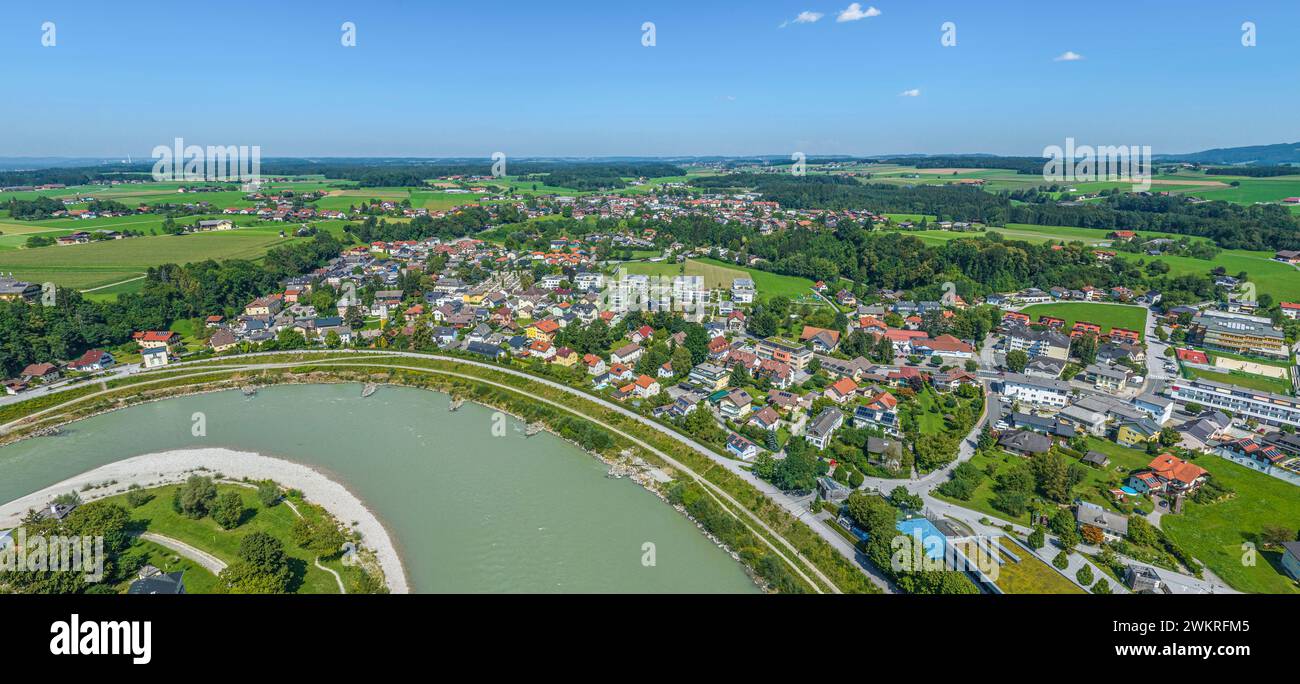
[1027,526,1046,549]
[1092,577,1112,594]
[256,480,282,507]
[1052,551,1069,570]
[125,486,154,508]
[1076,564,1094,586]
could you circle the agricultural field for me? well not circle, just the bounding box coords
[1018,302,1148,340]
[1160,454,1300,594]
[896,220,1300,301]
[0,226,297,292]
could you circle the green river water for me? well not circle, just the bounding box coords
[0,383,758,593]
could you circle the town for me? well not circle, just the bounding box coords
[4,168,1299,597]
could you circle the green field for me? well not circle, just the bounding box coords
[0,227,296,291]
[1184,367,1293,396]
[1018,302,1147,339]
[618,257,815,302]
[1160,455,1300,594]
[903,221,1300,302]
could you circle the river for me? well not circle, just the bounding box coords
[0,383,758,593]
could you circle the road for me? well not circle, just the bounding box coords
[138,532,227,575]
[0,362,141,407]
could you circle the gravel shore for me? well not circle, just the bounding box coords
[0,447,409,593]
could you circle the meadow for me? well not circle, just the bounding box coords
[1161,454,1300,594]
[1018,302,1148,339]
[0,226,296,291]
[619,257,816,302]
[892,221,1300,302]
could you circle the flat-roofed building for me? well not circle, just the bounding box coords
[1168,377,1300,429]
[1190,309,1287,358]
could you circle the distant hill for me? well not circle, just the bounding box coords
[1157,142,1300,165]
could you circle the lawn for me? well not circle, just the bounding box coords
[1160,455,1300,594]
[1019,302,1147,339]
[99,482,343,594]
[1185,367,1294,396]
[115,538,222,594]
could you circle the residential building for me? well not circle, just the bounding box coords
[998,429,1051,456]
[719,389,752,420]
[1075,501,1128,540]
[688,363,730,392]
[755,337,813,371]
[726,433,758,461]
[1000,373,1071,409]
[1083,363,1130,391]
[1168,377,1300,430]
[805,408,843,450]
[730,277,755,304]
[1005,326,1070,360]
[1116,417,1161,448]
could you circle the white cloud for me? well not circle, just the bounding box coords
[1054,51,1084,61]
[780,11,824,28]
[898,88,921,97]
[837,3,880,22]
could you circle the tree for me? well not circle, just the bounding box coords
[845,492,896,538]
[173,475,217,519]
[683,325,710,365]
[125,486,154,508]
[1092,578,1112,594]
[211,491,245,530]
[1259,525,1296,548]
[1075,564,1094,586]
[220,531,293,594]
[888,486,923,511]
[1080,524,1105,546]
[1052,550,1070,569]
[1127,514,1158,547]
[1027,526,1046,549]
[1070,334,1098,365]
[1004,349,1028,373]
[670,344,693,378]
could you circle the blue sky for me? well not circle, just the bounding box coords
[1,1,1296,158]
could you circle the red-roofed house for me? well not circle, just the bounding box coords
[825,377,859,403]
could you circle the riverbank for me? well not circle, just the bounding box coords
[0,446,409,594]
[0,361,813,592]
